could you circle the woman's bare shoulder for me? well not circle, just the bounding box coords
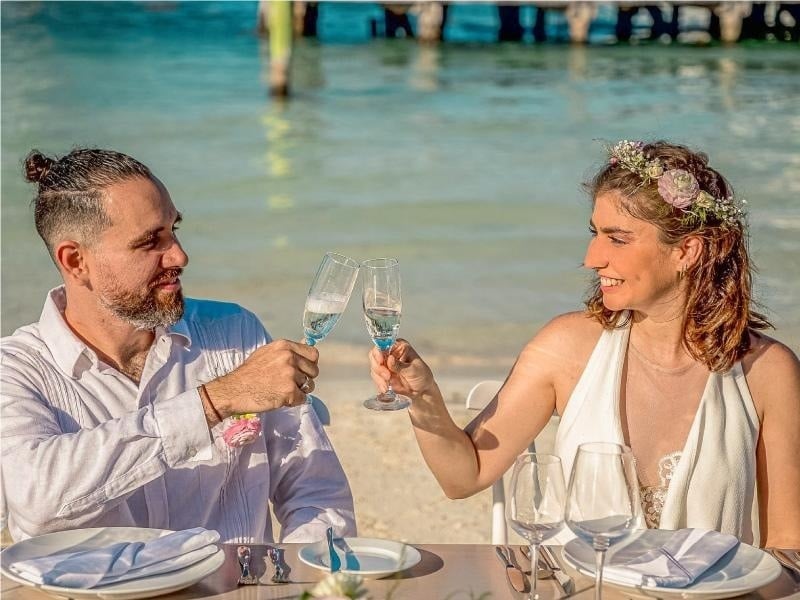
[742,331,800,375]
[522,311,605,365]
[742,331,800,413]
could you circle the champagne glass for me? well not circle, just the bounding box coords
[301,252,359,402]
[565,442,638,600]
[361,257,411,411]
[507,453,566,600]
[302,252,360,347]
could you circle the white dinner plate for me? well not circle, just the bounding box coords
[298,537,421,579]
[562,529,782,600]
[0,527,224,600]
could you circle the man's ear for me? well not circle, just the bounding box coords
[54,240,91,286]
[676,235,704,269]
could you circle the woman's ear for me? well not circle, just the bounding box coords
[677,235,704,270]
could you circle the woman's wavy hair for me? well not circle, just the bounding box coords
[584,141,771,372]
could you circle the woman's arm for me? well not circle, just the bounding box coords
[369,312,598,499]
[745,336,800,547]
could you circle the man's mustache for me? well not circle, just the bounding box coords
[150,268,183,288]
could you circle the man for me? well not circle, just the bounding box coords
[1,148,356,543]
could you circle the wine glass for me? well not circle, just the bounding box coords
[565,442,639,600]
[507,453,566,600]
[302,252,360,347]
[361,257,411,411]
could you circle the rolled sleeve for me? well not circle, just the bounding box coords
[152,388,213,465]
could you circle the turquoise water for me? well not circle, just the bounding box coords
[3,2,799,369]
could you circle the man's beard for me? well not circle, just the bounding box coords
[98,268,185,330]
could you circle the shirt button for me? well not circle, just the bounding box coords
[187,447,197,458]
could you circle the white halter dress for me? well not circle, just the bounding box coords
[553,318,761,545]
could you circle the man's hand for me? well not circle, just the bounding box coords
[203,340,319,421]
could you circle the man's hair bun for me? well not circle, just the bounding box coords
[24,151,55,184]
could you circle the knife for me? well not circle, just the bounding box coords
[494,546,528,594]
[326,526,341,573]
[540,544,574,596]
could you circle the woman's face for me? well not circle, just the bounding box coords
[584,191,685,317]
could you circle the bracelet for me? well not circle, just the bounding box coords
[199,383,224,423]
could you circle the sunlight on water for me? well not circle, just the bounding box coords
[2,2,798,366]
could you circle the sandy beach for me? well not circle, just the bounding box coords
[301,344,558,546]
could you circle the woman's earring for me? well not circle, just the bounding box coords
[678,264,688,280]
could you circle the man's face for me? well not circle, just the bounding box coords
[87,176,189,330]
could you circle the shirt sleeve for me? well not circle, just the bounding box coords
[0,351,212,539]
[266,403,357,543]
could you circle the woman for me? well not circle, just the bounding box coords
[369,141,800,547]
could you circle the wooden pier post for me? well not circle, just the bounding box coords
[261,0,293,97]
[716,2,752,43]
[415,2,448,43]
[565,2,596,44]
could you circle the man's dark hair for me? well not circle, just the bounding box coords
[24,148,153,260]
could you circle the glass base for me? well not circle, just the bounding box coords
[363,392,410,411]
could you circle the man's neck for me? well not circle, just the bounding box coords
[62,291,155,382]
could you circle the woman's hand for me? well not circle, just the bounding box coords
[368,339,437,402]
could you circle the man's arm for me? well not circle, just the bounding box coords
[0,353,212,539]
[266,404,356,543]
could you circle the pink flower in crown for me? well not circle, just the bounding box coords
[222,415,262,447]
[657,169,699,209]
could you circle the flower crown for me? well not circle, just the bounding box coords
[607,140,745,227]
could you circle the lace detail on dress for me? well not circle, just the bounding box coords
[639,451,682,529]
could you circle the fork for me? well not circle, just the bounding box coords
[267,547,291,584]
[236,545,259,585]
[768,548,800,580]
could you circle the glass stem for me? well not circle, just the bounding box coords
[382,349,396,399]
[530,543,539,600]
[593,546,607,600]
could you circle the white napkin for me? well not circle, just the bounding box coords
[9,527,220,589]
[604,528,739,588]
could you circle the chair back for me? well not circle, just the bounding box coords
[465,379,560,545]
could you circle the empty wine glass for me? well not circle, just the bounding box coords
[302,252,359,347]
[565,442,639,600]
[362,257,411,411]
[507,453,566,600]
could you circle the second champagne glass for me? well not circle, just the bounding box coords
[565,442,638,600]
[362,257,411,411]
[302,252,359,347]
[507,453,566,600]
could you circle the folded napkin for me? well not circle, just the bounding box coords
[604,528,739,588]
[9,527,220,589]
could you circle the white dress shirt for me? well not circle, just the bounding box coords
[1,287,356,543]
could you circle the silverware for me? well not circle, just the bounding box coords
[519,544,554,579]
[267,547,290,584]
[236,545,258,585]
[540,544,574,596]
[494,545,528,594]
[768,548,800,580]
[326,526,341,573]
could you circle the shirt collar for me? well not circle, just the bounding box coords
[39,286,192,378]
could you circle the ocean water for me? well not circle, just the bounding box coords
[3,2,799,371]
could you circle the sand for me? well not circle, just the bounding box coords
[305,355,558,546]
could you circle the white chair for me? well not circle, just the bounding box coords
[465,379,559,545]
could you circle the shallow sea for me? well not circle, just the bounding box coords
[3,2,799,370]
